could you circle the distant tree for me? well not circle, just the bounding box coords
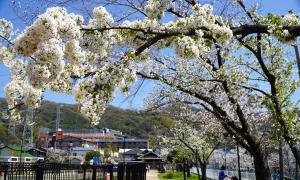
[159,104,222,180]
[103,146,111,160]
[167,150,185,164]
[85,150,102,163]
[45,151,64,163]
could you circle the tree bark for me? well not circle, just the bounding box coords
[183,160,186,180]
[293,43,300,78]
[187,160,191,177]
[200,162,207,180]
[195,149,201,180]
[253,150,271,180]
[279,140,284,180]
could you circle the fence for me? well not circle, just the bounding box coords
[117,163,146,180]
[191,167,256,180]
[0,162,146,180]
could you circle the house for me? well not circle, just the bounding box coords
[119,148,143,161]
[28,148,47,157]
[118,148,162,168]
[60,144,98,164]
[69,157,82,164]
[137,150,162,169]
[0,145,44,163]
[70,144,97,158]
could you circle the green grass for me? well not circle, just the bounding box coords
[158,171,200,180]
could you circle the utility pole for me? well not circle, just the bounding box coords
[56,105,62,130]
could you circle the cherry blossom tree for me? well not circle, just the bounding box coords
[158,104,223,180]
[1,0,300,179]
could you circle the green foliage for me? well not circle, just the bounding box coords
[167,150,179,163]
[0,123,19,144]
[166,150,189,164]
[0,124,6,132]
[85,150,102,162]
[160,117,175,129]
[103,146,111,158]
[97,106,168,140]
[158,171,200,180]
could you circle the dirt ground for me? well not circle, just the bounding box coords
[146,170,160,180]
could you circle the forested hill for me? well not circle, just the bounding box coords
[0,98,171,145]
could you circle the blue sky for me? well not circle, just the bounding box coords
[0,0,299,109]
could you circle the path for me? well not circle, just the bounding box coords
[146,170,159,180]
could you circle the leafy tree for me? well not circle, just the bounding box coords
[85,150,102,163]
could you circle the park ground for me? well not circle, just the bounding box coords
[147,170,202,180]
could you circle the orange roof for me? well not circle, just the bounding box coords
[68,135,117,139]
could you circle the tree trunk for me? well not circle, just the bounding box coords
[287,139,300,167]
[176,164,180,172]
[183,161,186,180]
[200,163,207,180]
[195,149,201,180]
[253,151,271,180]
[279,140,284,180]
[187,163,191,177]
[196,165,201,180]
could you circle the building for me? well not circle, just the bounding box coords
[87,138,148,149]
[119,148,143,161]
[38,128,148,151]
[71,145,96,158]
[118,148,162,169]
[38,128,50,148]
[0,145,44,163]
[137,149,162,169]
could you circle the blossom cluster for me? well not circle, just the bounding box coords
[0,19,13,40]
[259,13,299,43]
[4,7,122,125]
[74,64,136,125]
[118,3,232,59]
[6,3,234,125]
[2,1,298,127]
[145,0,172,20]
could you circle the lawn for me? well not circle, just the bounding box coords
[158,171,200,180]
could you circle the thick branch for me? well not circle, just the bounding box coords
[82,24,300,39]
[137,71,252,147]
[293,43,300,78]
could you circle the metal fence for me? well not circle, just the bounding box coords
[191,167,256,180]
[0,162,146,180]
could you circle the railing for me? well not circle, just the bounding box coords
[191,167,256,180]
[0,162,146,180]
[191,167,297,180]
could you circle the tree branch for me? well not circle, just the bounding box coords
[293,43,300,78]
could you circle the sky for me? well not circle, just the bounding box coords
[0,0,299,109]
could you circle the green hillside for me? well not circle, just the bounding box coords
[0,98,169,147]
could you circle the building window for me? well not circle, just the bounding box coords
[73,153,77,156]
[11,158,17,162]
